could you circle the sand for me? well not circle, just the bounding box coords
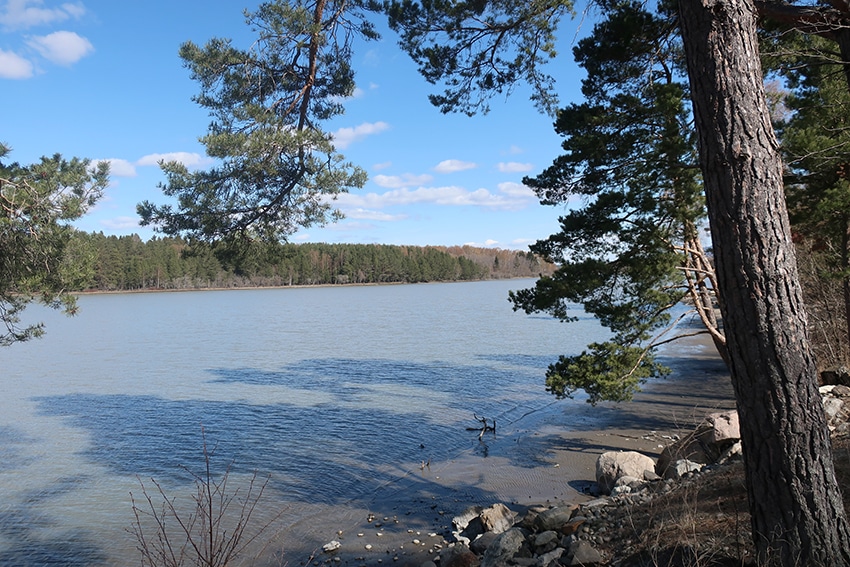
[249,334,736,566]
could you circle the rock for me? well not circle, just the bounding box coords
[534,506,576,532]
[820,384,850,437]
[706,411,740,444]
[322,540,341,553]
[479,503,515,534]
[643,469,662,482]
[562,540,603,566]
[665,459,703,480]
[533,530,559,554]
[538,547,564,567]
[453,506,485,545]
[439,543,479,567]
[596,451,656,494]
[469,531,498,555]
[480,528,528,567]
[717,440,743,465]
[656,411,740,477]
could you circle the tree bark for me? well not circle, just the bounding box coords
[677,0,850,564]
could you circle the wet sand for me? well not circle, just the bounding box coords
[252,335,736,566]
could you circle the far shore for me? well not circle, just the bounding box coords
[251,333,736,566]
[72,275,537,296]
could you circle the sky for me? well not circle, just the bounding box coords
[0,0,590,250]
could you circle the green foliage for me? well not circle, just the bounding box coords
[509,1,710,403]
[0,142,108,345]
[69,234,550,291]
[771,32,850,365]
[385,0,572,115]
[546,342,670,404]
[139,0,381,243]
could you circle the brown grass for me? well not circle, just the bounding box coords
[588,437,850,567]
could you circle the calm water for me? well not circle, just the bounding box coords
[0,279,610,566]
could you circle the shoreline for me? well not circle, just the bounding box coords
[255,334,736,566]
[71,276,537,296]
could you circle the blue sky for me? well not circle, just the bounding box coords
[1,0,589,249]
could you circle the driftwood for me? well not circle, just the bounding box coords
[466,413,496,440]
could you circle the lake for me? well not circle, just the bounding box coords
[0,279,615,565]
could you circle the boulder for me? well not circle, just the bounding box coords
[479,503,515,534]
[534,506,576,532]
[820,385,850,437]
[596,451,656,494]
[439,543,479,567]
[664,459,703,480]
[562,540,603,566]
[656,411,740,477]
[453,503,516,545]
[480,528,528,567]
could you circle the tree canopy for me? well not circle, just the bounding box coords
[138,0,381,243]
[0,143,108,345]
[507,0,725,403]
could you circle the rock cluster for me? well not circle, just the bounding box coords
[821,384,850,438]
[324,390,850,566]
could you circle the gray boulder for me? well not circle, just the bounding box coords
[480,528,528,567]
[596,451,656,494]
[562,540,603,566]
[656,411,740,477]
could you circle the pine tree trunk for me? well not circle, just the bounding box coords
[677,0,850,563]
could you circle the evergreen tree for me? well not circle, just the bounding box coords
[509,0,725,403]
[138,0,379,243]
[0,143,108,345]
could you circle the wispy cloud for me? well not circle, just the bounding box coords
[335,185,533,210]
[497,181,536,199]
[373,173,433,189]
[0,0,85,31]
[332,121,389,149]
[344,208,407,222]
[0,47,32,78]
[372,161,392,171]
[27,30,92,65]
[497,161,534,173]
[434,159,476,173]
[137,152,210,168]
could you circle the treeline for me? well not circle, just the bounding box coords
[71,232,554,292]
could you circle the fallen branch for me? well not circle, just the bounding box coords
[466,413,496,440]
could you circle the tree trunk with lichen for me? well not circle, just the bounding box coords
[678,0,850,563]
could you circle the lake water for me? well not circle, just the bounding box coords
[0,279,614,566]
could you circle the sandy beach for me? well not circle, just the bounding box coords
[253,334,737,567]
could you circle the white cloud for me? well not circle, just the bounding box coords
[434,159,476,173]
[0,48,33,78]
[100,216,140,230]
[344,208,407,222]
[336,185,530,210]
[94,158,136,177]
[497,161,534,173]
[0,0,85,30]
[332,121,389,149]
[27,30,92,65]
[373,173,433,189]
[508,145,524,155]
[498,181,536,199]
[137,152,209,168]
[372,161,392,171]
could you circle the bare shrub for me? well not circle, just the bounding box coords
[129,430,275,567]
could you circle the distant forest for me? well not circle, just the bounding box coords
[70,232,555,292]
